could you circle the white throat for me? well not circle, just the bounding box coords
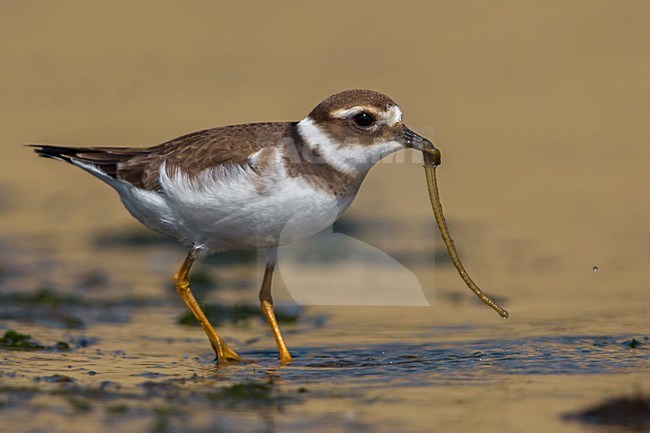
[296,117,403,174]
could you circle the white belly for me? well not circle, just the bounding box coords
[115,162,353,253]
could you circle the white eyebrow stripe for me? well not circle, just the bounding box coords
[330,106,382,119]
[330,105,403,126]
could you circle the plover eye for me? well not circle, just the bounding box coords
[352,112,375,128]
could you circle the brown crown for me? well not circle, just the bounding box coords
[308,89,398,122]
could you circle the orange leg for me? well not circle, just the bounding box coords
[173,248,241,366]
[259,248,292,364]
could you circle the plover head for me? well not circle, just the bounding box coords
[295,89,432,173]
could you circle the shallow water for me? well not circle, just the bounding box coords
[1,2,649,432]
[0,233,648,433]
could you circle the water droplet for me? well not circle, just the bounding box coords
[593,266,599,272]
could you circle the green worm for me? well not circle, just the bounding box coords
[421,145,509,319]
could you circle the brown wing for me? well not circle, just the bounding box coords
[32,122,292,192]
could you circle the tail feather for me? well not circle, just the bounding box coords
[30,144,82,163]
[30,144,119,177]
[29,144,156,190]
